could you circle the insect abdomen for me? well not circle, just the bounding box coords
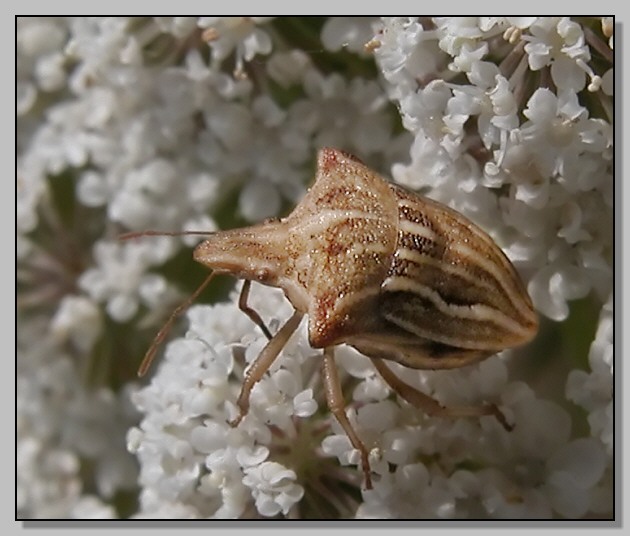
[380,184,538,353]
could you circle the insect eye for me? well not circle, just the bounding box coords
[256,268,272,282]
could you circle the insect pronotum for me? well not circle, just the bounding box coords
[122,147,538,490]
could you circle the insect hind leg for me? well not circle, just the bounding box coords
[370,358,513,431]
[322,347,373,489]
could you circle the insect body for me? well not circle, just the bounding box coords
[131,147,538,489]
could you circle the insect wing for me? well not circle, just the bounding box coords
[380,184,538,354]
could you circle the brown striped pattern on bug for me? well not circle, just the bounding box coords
[128,147,538,489]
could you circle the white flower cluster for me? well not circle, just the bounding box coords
[17,318,138,518]
[17,17,613,519]
[127,286,312,518]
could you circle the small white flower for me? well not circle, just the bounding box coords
[523,17,592,91]
[375,18,443,101]
[556,201,592,244]
[434,17,494,73]
[527,263,591,321]
[399,79,451,138]
[242,462,304,516]
[292,389,317,418]
[199,17,273,75]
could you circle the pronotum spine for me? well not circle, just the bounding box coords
[125,147,538,489]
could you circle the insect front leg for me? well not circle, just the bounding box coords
[238,279,272,340]
[229,310,303,427]
[370,358,513,431]
[322,347,373,490]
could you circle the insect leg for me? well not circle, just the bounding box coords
[322,347,373,489]
[370,358,513,431]
[229,310,303,427]
[238,279,272,340]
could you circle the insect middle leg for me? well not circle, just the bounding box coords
[370,358,512,431]
[322,347,373,489]
[229,310,303,427]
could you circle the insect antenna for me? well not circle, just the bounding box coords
[119,230,217,240]
[136,270,219,377]
[119,229,220,377]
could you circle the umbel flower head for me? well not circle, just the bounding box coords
[17,17,612,519]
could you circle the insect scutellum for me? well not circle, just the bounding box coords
[123,147,538,490]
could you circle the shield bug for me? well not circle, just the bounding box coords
[123,147,538,489]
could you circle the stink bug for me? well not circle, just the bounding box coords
[122,147,538,489]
